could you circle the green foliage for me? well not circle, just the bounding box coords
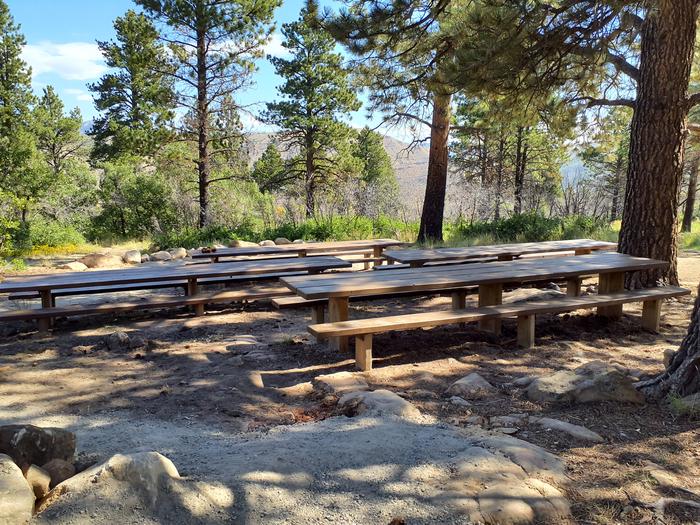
[251,142,287,193]
[90,9,175,160]
[26,220,86,248]
[352,127,399,217]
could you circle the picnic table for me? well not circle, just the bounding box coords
[383,239,617,267]
[191,239,410,264]
[0,256,351,331]
[281,251,666,352]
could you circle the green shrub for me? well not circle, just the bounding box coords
[28,220,86,247]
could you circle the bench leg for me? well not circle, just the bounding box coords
[355,334,373,371]
[575,248,592,256]
[517,315,535,349]
[566,277,581,297]
[373,247,383,267]
[478,283,502,335]
[597,272,624,318]
[187,278,204,316]
[363,253,371,271]
[328,297,349,353]
[38,289,53,333]
[641,299,661,332]
[311,305,325,341]
[452,290,467,328]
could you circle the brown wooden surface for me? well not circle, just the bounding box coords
[283,252,667,300]
[0,257,351,293]
[307,286,690,337]
[383,239,617,265]
[191,239,409,259]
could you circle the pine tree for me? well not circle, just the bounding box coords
[251,142,286,194]
[262,3,360,218]
[352,128,398,217]
[89,10,176,161]
[137,0,279,227]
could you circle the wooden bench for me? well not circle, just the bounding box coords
[0,285,292,326]
[307,287,690,371]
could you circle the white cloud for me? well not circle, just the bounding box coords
[64,88,93,103]
[22,41,106,81]
[263,33,290,58]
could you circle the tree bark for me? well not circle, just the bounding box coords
[495,133,505,221]
[682,156,699,232]
[418,92,451,243]
[513,126,528,215]
[196,10,210,229]
[610,148,624,222]
[618,0,698,287]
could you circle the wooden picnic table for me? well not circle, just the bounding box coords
[383,239,617,267]
[191,239,410,263]
[0,256,351,331]
[281,251,666,352]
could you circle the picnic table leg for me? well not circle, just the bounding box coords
[373,247,383,267]
[641,299,661,332]
[497,255,514,261]
[452,290,467,328]
[363,252,371,271]
[187,278,204,316]
[517,315,536,348]
[328,296,349,353]
[38,289,53,333]
[355,334,373,371]
[478,283,503,335]
[566,277,582,297]
[311,305,325,342]
[575,248,592,256]
[298,250,307,258]
[597,271,624,318]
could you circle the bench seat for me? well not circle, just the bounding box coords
[308,286,690,371]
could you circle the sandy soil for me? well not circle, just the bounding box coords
[1,255,700,523]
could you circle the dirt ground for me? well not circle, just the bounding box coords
[1,254,700,524]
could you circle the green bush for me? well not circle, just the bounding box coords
[28,220,86,247]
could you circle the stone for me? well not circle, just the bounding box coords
[293,239,305,244]
[532,417,604,443]
[78,253,122,269]
[259,240,275,246]
[493,427,519,435]
[312,371,369,395]
[449,396,472,407]
[512,375,536,387]
[0,454,35,524]
[490,415,527,428]
[0,425,75,471]
[526,361,644,404]
[466,415,486,426]
[446,373,497,400]
[140,254,150,263]
[274,237,291,245]
[25,464,51,499]
[58,261,87,271]
[229,239,258,248]
[338,389,423,421]
[150,250,172,261]
[122,250,141,264]
[664,348,676,368]
[41,459,75,488]
[105,331,131,351]
[169,247,187,259]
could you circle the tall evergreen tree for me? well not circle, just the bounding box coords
[352,127,399,217]
[89,10,176,161]
[137,0,279,227]
[262,3,360,218]
[251,142,286,194]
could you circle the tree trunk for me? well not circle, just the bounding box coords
[495,134,505,221]
[196,14,210,229]
[304,131,315,219]
[682,156,699,232]
[418,92,451,243]
[618,0,698,287]
[610,149,624,222]
[513,126,528,215]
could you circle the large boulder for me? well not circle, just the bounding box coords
[338,389,422,421]
[150,250,172,262]
[229,239,258,248]
[0,425,75,471]
[259,240,275,247]
[25,464,51,499]
[527,361,644,404]
[78,253,122,269]
[140,254,150,263]
[41,459,75,489]
[168,247,187,259]
[104,331,131,352]
[312,371,369,395]
[274,237,291,245]
[0,454,35,524]
[446,373,497,400]
[122,250,141,264]
[58,261,87,271]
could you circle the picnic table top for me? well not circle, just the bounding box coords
[383,239,617,265]
[191,239,410,259]
[0,256,351,293]
[281,252,666,299]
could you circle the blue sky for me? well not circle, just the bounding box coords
[7,0,394,136]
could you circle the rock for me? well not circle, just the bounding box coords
[229,239,258,248]
[338,390,422,421]
[527,361,644,404]
[446,373,497,400]
[25,464,51,499]
[150,250,172,261]
[140,254,150,263]
[490,415,528,427]
[58,261,87,271]
[274,237,291,245]
[532,417,604,443]
[664,348,676,368]
[512,375,536,387]
[128,334,148,350]
[449,396,472,407]
[78,253,122,269]
[122,250,141,264]
[0,454,34,524]
[678,392,700,412]
[293,239,305,244]
[168,247,187,259]
[259,240,275,246]
[105,331,131,352]
[312,371,369,395]
[493,427,519,435]
[0,425,75,471]
[41,459,75,488]
[545,282,562,292]
[466,415,486,426]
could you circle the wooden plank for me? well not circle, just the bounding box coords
[0,257,351,293]
[307,286,690,337]
[517,314,536,348]
[38,290,52,333]
[598,271,625,318]
[566,277,581,297]
[283,253,665,300]
[641,299,661,331]
[478,283,502,334]
[384,239,617,265]
[328,296,349,353]
[355,334,373,371]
